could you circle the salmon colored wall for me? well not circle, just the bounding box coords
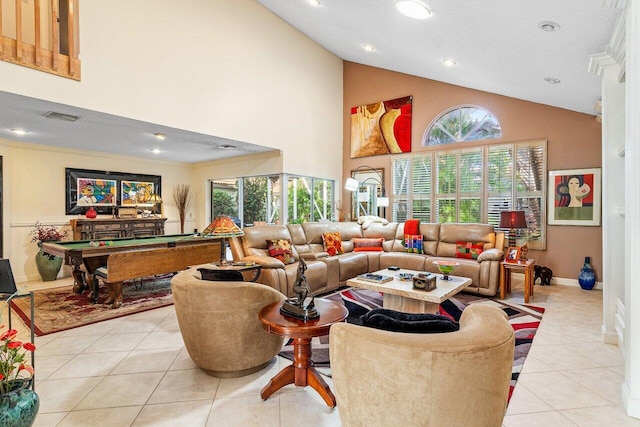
[343,62,602,281]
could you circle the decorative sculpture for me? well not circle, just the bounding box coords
[280,258,319,320]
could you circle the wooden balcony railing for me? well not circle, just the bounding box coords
[0,0,80,80]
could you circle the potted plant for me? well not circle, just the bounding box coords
[0,325,38,426]
[29,222,69,282]
[173,185,194,234]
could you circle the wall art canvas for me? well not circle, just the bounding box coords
[350,95,412,158]
[121,181,155,206]
[76,178,117,207]
[548,168,601,226]
[66,168,161,215]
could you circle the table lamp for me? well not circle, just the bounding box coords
[202,216,244,265]
[148,194,163,217]
[499,210,527,247]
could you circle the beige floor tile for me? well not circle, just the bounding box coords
[206,395,280,427]
[568,341,625,367]
[135,330,184,350]
[503,411,578,426]
[111,348,181,375]
[279,388,341,427]
[520,354,555,374]
[75,372,165,410]
[132,400,213,426]
[33,411,68,427]
[83,332,148,353]
[37,335,101,356]
[216,359,281,399]
[168,347,199,371]
[34,354,76,381]
[506,383,555,415]
[56,406,143,427]
[47,350,130,379]
[562,367,625,404]
[561,404,640,426]
[518,371,613,411]
[37,376,103,413]
[526,344,601,371]
[147,368,220,404]
[61,318,124,337]
[154,313,180,332]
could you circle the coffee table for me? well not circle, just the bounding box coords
[346,268,471,313]
[258,298,348,408]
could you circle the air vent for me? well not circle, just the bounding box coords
[43,111,80,122]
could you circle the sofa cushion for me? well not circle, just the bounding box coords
[353,237,384,252]
[455,241,484,260]
[360,308,459,333]
[404,234,423,254]
[266,239,296,264]
[404,219,420,235]
[322,231,345,256]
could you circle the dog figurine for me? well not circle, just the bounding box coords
[534,265,553,286]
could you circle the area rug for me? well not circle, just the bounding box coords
[11,275,175,336]
[278,288,544,402]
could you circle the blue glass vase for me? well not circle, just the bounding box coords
[0,380,40,427]
[578,256,596,290]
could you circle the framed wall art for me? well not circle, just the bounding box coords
[350,95,412,158]
[65,168,161,215]
[548,168,601,226]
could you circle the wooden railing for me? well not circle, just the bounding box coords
[0,0,80,80]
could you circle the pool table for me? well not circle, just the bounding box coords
[42,234,224,300]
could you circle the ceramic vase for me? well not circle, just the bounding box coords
[85,207,97,218]
[578,256,596,290]
[0,381,40,427]
[35,244,63,282]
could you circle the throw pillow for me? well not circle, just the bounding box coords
[455,241,485,260]
[360,308,459,334]
[266,239,296,264]
[404,219,420,236]
[322,232,344,256]
[404,234,423,254]
[352,237,384,252]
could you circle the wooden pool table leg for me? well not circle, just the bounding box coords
[71,265,89,294]
[105,281,123,309]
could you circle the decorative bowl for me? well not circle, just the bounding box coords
[432,261,460,280]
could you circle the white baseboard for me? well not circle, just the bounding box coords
[509,272,603,289]
[622,383,640,419]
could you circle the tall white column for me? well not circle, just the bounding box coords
[623,0,640,418]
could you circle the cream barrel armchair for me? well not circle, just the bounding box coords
[171,267,286,378]
[329,304,515,427]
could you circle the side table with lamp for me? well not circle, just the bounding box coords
[499,210,535,302]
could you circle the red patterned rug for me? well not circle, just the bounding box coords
[11,275,174,336]
[278,288,544,402]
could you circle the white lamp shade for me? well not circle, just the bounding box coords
[377,197,389,207]
[345,177,359,192]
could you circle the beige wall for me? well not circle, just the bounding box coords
[343,62,602,280]
[0,0,343,180]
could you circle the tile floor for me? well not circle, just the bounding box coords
[2,278,639,426]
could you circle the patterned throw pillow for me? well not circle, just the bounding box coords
[455,241,485,260]
[266,239,296,264]
[353,237,384,252]
[322,232,344,256]
[404,234,423,254]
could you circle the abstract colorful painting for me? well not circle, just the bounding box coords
[121,181,155,206]
[548,168,601,226]
[76,178,116,206]
[350,95,412,158]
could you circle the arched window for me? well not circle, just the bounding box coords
[423,105,502,146]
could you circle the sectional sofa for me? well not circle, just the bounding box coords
[229,221,505,298]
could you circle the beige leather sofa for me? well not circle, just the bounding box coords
[329,304,515,427]
[171,267,286,378]
[229,221,504,298]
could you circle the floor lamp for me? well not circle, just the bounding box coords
[345,165,389,217]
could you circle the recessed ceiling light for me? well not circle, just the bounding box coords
[544,77,561,84]
[153,132,166,140]
[219,144,236,150]
[10,128,28,135]
[150,148,163,154]
[395,0,432,20]
[442,58,456,67]
[362,44,376,52]
[307,0,321,6]
[537,21,560,32]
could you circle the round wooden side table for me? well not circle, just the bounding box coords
[258,298,348,408]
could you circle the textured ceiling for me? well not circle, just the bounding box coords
[1,1,620,163]
[257,0,619,114]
